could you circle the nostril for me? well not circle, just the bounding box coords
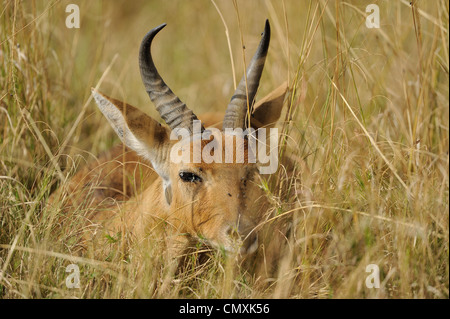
[226,226,240,240]
[226,226,259,255]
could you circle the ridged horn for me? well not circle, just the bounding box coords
[222,19,271,130]
[139,23,203,134]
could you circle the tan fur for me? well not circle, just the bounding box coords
[49,85,288,258]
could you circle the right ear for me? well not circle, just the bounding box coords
[250,81,288,129]
[91,88,173,204]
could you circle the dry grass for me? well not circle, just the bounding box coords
[0,0,448,298]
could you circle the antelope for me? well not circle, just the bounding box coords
[52,20,288,258]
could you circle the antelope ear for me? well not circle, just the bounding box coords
[250,82,288,129]
[91,88,172,200]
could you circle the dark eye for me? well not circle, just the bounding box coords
[179,171,202,183]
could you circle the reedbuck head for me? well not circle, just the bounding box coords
[91,20,287,255]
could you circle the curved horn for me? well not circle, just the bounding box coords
[222,19,271,130]
[139,23,203,134]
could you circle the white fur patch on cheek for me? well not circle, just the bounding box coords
[163,181,172,205]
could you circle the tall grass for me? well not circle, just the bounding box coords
[0,0,448,298]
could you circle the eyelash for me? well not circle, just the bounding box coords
[179,171,202,183]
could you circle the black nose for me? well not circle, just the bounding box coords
[226,226,258,255]
[227,226,240,240]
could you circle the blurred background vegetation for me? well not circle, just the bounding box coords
[0,0,448,298]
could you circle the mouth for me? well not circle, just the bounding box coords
[201,232,259,256]
[194,225,259,255]
[241,233,259,255]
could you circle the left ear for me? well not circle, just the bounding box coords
[91,88,174,204]
[250,81,288,129]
